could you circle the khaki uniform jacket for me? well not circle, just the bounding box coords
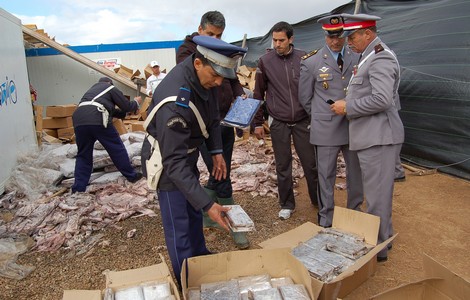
[345,37,404,151]
[299,46,360,146]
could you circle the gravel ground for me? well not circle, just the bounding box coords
[1,190,303,300]
[1,171,469,300]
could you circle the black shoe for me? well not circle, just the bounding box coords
[388,243,393,250]
[394,176,406,182]
[377,256,388,262]
[236,128,244,138]
[311,198,319,207]
[129,172,143,183]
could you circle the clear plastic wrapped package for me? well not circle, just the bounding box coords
[238,274,272,299]
[304,233,338,250]
[292,227,372,282]
[294,254,336,282]
[114,286,144,300]
[103,287,115,300]
[187,288,201,300]
[141,281,172,299]
[109,281,174,300]
[249,287,283,300]
[270,277,294,288]
[223,205,255,232]
[324,235,372,259]
[278,284,310,300]
[201,279,240,300]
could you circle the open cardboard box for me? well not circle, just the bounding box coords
[371,253,470,299]
[181,248,322,300]
[63,254,180,300]
[259,206,396,300]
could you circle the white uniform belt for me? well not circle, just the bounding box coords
[78,101,109,128]
[146,134,196,154]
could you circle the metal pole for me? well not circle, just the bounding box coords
[354,0,362,14]
[237,33,247,70]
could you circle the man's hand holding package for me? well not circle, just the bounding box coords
[207,203,231,231]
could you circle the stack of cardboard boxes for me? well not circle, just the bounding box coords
[33,104,77,144]
[237,65,257,91]
[33,98,152,145]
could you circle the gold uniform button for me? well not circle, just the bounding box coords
[342,76,345,80]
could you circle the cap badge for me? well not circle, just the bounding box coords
[330,17,340,25]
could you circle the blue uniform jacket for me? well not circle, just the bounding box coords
[145,55,223,211]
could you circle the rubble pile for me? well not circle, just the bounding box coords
[0,133,346,257]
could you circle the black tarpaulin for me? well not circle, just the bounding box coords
[236,0,470,179]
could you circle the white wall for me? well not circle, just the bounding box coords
[0,8,37,194]
[26,47,177,109]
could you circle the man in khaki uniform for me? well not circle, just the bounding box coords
[331,13,405,261]
[299,14,363,228]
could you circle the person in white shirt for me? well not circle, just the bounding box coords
[146,60,166,96]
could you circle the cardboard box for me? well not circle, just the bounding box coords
[62,290,101,300]
[42,134,62,144]
[112,118,127,135]
[131,70,141,80]
[181,248,322,300]
[63,256,180,300]
[46,104,77,117]
[259,206,396,300]
[34,105,43,131]
[115,64,140,80]
[43,128,58,138]
[131,121,145,132]
[42,117,73,129]
[57,127,74,140]
[144,65,153,79]
[139,97,152,120]
[371,254,470,300]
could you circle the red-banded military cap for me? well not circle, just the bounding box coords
[317,14,344,37]
[340,13,381,37]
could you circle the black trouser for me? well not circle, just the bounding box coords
[270,118,318,209]
[199,125,235,198]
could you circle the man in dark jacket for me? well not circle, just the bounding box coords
[176,11,249,249]
[145,36,247,285]
[72,77,142,193]
[253,22,319,220]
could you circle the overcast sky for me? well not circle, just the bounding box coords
[1,0,351,45]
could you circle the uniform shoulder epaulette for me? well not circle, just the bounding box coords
[374,43,385,54]
[175,87,191,108]
[301,49,319,60]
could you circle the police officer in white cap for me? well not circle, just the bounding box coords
[143,35,247,286]
[330,13,405,262]
[299,14,363,228]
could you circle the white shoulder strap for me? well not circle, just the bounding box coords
[144,96,208,138]
[91,85,114,103]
